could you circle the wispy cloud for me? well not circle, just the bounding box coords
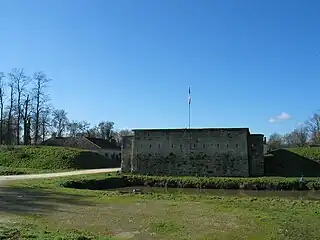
[269,112,292,123]
[277,112,291,120]
[269,118,276,123]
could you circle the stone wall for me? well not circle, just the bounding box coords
[249,134,264,176]
[126,128,251,177]
[97,149,121,164]
[121,136,133,173]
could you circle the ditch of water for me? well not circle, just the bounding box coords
[108,186,320,200]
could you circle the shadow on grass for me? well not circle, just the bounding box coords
[0,185,95,215]
[265,149,320,177]
[73,151,121,169]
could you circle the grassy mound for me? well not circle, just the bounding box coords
[0,145,120,171]
[0,167,27,175]
[61,174,320,191]
[265,147,320,177]
[288,147,320,161]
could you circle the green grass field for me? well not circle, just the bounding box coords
[0,174,319,240]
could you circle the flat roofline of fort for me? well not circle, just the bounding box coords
[132,127,250,132]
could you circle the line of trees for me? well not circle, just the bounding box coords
[0,68,132,146]
[268,112,320,150]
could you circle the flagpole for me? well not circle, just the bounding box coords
[188,87,191,130]
[188,101,191,130]
[188,87,191,164]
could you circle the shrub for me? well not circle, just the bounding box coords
[61,174,320,191]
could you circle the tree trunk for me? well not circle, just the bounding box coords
[0,88,3,145]
[7,86,14,144]
[42,119,45,142]
[23,95,29,145]
[16,91,21,145]
[34,82,41,144]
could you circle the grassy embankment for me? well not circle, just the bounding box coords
[0,145,119,175]
[0,173,319,240]
[264,147,320,177]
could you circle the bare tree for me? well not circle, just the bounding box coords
[23,95,31,145]
[283,133,294,147]
[32,72,51,144]
[40,108,52,142]
[113,129,133,146]
[97,121,114,140]
[6,75,15,144]
[9,68,30,144]
[51,109,69,137]
[0,72,5,144]
[67,120,80,137]
[67,120,90,137]
[293,126,309,147]
[85,126,99,138]
[85,121,115,139]
[283,126,309,147]
[306,112,320,144]
[267,133,283,150]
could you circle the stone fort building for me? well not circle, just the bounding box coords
[121,128,265,177]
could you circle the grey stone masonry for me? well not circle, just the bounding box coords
[121,136,133,173]
[249,134,265,176]
[121,128,265,177]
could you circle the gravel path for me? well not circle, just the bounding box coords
[0,168,120,181]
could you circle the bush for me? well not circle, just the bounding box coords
[61,174,320,191]
[0,146,120,170]
[124,175,314,190]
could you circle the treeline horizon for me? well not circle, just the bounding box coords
[267,111,320,149]
[0,68,132,146]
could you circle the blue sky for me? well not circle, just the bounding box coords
[1,0,319,137]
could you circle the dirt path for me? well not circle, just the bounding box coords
[0,168,120,181]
